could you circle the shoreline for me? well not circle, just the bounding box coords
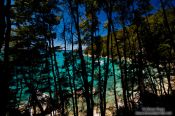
[17,77,175,116]
[83,53,132,63]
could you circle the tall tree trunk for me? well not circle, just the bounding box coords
[110,33,119,111]
[97,55,103,116]
[48,37,58,101]
[62,23,76,116]
[135,24,145,103]
[45,44,53,115]
[163,62,173,94]
[51,36,65,115]
[68,0,92,115]
[111,17,128,114]
[89,8,95,116]
[159,0,174,94]
[71,23,79,116]
[0,0,5,49]
[101,7,111,116]
[1,0,11,115]
[121,19,129,113]
[0,0,5,114]
[159,0,175,52]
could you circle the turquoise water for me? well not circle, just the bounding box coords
[10,51,122,104]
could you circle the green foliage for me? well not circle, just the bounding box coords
[4,0,62,112]
[1,0,175,115]
[85,8,175,62]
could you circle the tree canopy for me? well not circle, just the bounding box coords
[0,0,175,115]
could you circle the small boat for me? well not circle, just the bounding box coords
[95,60,104,65]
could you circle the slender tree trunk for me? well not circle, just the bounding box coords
[121,19,130,112]
[163,62,173,94]
[51,36,65,115]
[45,44,53,115]
[97,55,103,116]
[62,23,76,116]
[167,62,173,93]
[0,0,5,49]
[110,33,119,111]
[89,8,95,116]
[160,1,175,92]
[135,24,145,102]
[71,23,79,116]
[159,0,175,52]
[111,17,128,114]
[101,10,111,116]
[67,69,76,116]
[1,0,11,115]
[145,65,158,95]
[156,61,168,95]
[68,1,92,115]
[48,38,58,100]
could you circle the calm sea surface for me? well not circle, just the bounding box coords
[11,51,122,103]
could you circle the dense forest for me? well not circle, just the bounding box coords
[0,0,175,116]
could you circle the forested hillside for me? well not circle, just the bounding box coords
[85,9,175,59]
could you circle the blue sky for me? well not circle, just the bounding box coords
[151,0,160,8]
[10,0,175,49]
[55,0,164,49]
